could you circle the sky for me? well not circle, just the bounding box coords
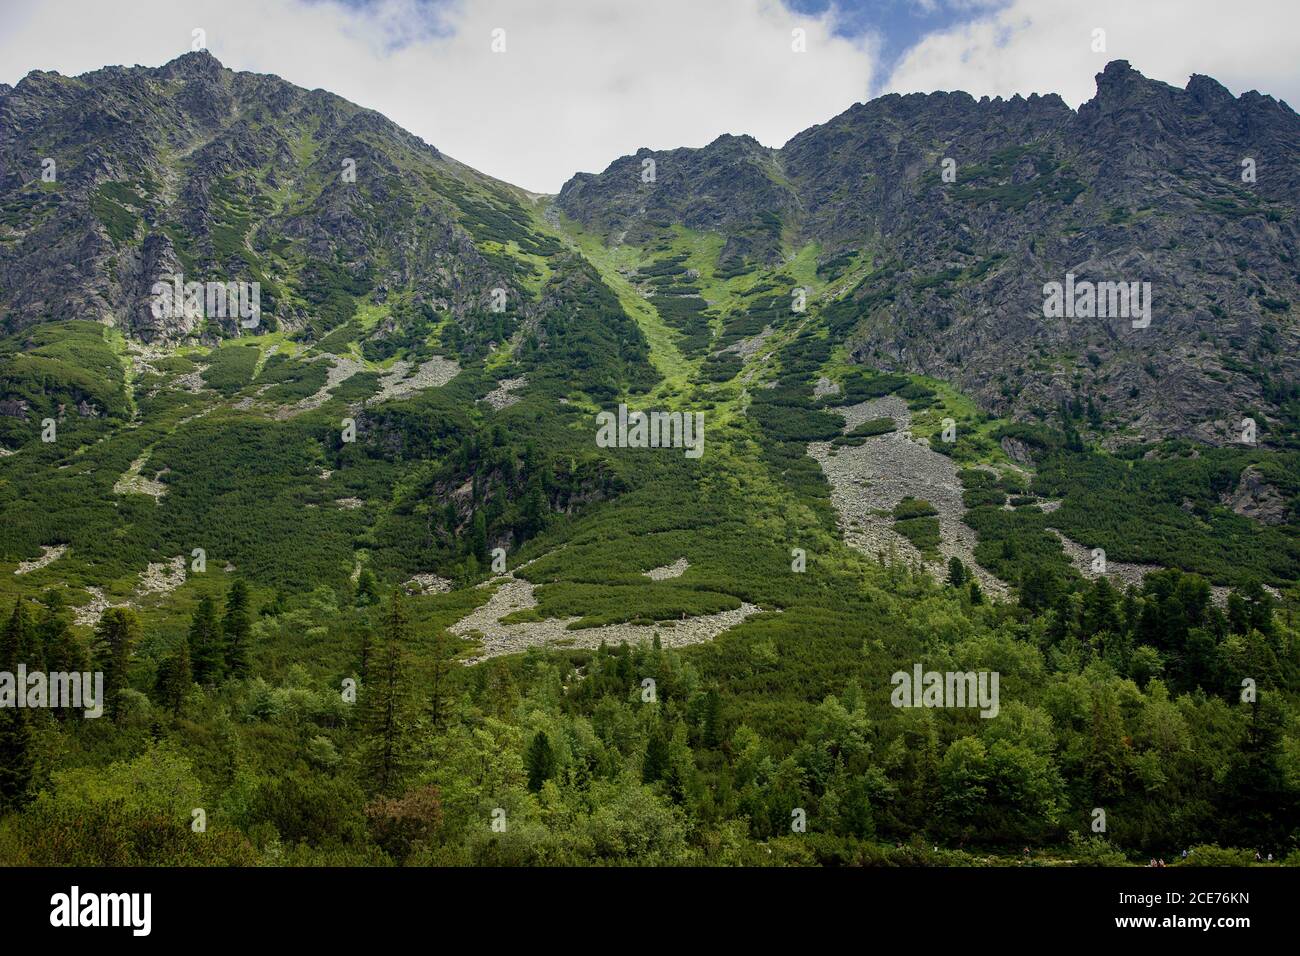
[1,0,1297,193]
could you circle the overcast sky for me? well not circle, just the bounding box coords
[2,0,1297,193]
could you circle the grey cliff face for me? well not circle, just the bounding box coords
[557,62,1300,445]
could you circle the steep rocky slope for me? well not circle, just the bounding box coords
[0,51,552,352]
[558,62,1300,445]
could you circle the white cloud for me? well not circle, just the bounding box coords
[882,0,1300,108]
[0,0,877,193]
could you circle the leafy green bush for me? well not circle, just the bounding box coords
[1177,845,1256,867]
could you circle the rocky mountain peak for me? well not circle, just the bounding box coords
[1185,72,1236,108]
[155,49,227,80]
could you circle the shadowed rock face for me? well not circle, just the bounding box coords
[558,61,1300,445]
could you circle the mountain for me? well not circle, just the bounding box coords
[0,52,1297,869]
[559,60,1300,446]
[0,50,559,350]
[4,54,1297,444]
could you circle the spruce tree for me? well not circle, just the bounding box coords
[520,475,547,541]
[643,727,670,784]
[37,591,81,677]
[1221,696,1291,847]
[0,599,34,673]
[525,730,557,792]
[485,657,517,718]
[470,511,489,565]
[356,569,380,608]
[0,708,33,812]
[93,608,139,720]
[700,689,722,748]
[154,641,192,715]
[1242,580,1277,638]
[0,600,15,672]
[947,556,967,588]
[222,580,252,678]
[356,626,373,684]
[188,595,224,684]
[1082,576,1121,638]
[1086,686,1128,800]
[429,627,453,729]
[360,590,413,796]
[1226,592,1250,635]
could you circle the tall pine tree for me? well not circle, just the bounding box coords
[154,641,193,715]
[222,580,252,678]
[92,608,139,720]
[525,730,557,792]
[0,599,36,673]
[429,627,453,729]
[643,726,670,784]
[188,595,223,684]
[470,511,489,565]
[38,591,84,678]
[356,626,373,685]
[0,708,33,812]
[360,590,414,796]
